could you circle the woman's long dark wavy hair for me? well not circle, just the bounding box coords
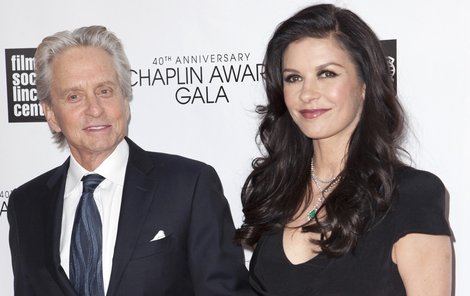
[235,4,406,256]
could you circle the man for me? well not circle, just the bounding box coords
[8,26,253,296]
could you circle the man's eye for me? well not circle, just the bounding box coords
[98,88,113,97]
[68,94,80,102]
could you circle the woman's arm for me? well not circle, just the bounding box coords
[393,233,452,296]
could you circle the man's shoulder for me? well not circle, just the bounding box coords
[144,150,212,174]
[126,138,218,179]
[12,162,67,198]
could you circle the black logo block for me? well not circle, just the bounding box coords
[5,48,45,122]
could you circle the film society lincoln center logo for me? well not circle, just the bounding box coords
[5,48,45,122]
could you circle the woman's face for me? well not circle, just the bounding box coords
[282,36,365,146]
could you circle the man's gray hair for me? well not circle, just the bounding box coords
[35,25,132,145]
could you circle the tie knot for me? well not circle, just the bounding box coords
[81,174,105,193]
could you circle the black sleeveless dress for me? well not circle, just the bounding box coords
[249,168,450,296]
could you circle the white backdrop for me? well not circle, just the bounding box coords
[1,0,469,295]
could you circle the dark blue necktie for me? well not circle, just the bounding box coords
[70,174,105,296]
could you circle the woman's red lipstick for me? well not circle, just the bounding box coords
[299,108,330,119]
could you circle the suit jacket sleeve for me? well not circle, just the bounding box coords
[7,162,76,296]
[7,191,31,296]
[187,164,253,296]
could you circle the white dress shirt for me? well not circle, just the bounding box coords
[60,140,129,294]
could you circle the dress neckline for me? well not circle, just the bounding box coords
[279,228,328,267]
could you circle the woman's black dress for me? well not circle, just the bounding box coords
[249,168,451,296]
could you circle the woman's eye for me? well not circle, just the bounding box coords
[318,70,337,78]
[284,74,302,83]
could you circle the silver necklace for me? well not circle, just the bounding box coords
[307,160,340,221]
[310,161,337,184]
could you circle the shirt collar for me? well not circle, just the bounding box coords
[64,140,129,196]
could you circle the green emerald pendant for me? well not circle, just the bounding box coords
[308,209,317,220]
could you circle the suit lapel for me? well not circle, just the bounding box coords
[106,138,160,296]
[45,159,78,295]
[48,160,68,269]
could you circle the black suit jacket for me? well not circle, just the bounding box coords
[8,138,253,296]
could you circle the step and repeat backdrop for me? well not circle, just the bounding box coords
[1,0,469,294]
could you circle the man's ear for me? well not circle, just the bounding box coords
[42,101,61,133]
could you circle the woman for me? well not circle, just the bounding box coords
[236,4,452,295]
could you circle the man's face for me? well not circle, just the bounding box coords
[43,46,130,167]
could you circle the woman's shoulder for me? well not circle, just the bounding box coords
[389,166,450,241]
[392,166,447,224]
[395,166,445,195]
